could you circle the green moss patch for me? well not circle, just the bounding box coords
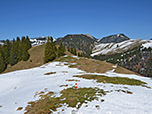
[74,75,148,87]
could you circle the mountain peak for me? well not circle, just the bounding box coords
[85,33,95,39]
[99,33,130,43]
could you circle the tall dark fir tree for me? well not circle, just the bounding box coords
[10,39,18,66]
[44,37,57,63]
[22,36,30,61]
[57,41,65,57]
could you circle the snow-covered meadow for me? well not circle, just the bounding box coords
[0,61,152,114]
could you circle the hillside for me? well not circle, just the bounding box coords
[92,40,152,77]
[2,43,137,75]
[2,33,151,78]
[0,55,152,114]
[3,44,45,73]
[91,39,147,56]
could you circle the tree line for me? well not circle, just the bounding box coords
[44,37,88,63]
[67,48,83,57]
[0,36,31,73]
[44,37,66,63]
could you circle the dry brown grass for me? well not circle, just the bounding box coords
[66,79,80,82]
[25,87,106,114]
[4,45,45,73]
[57,56,114,73]
[57,56,140,74]
[59,84,68,87]
[74,58,114,73]
[115,66,141,75]
[44,72,56,75]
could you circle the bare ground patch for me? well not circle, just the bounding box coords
[16,107,23,111]
[66,79,80,82]
[60,84,68,87]
[44,72,56,75]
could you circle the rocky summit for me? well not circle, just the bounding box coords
[99,33,130,43]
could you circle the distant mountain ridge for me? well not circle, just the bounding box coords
[99,33,130,43]
[55,34,97,55]
[29,33,152,56]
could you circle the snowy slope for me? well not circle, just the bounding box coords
[0,41,4,45]
[142,40,152,48]
[0,59,152,114]
[91,39,151,56]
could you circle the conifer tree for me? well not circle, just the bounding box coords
[78,52,82,57]
[44,37,56,63]
[22,49,29,61]
[10,39,18,66]
[21,36,29,61]
[5,39,11,64]
[2,45,8,64]
[26,36,32,50]
[57,41,65,57]
[16,37,23,61]
[73,48,77,55]
[0,52,6,73]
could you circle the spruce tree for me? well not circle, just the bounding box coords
[22,49,29,61]
[21,36,29,61]
[5,39,11,64]
[26,36,32,50]
[57,41,65,57]
[44,37,56,63]
[16,37,22,61]
[0,52,6,73]
[10,39,18,66]
[78,52,82,57]
[73,48,77,55]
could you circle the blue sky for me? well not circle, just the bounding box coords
[0,0,152,40]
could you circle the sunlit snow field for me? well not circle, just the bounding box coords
[0,61,152,114]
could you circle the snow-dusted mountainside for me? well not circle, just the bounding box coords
[30,37,47,46]
[142,40,152,48]
[30,37,56,46]
[91,39,152,56]
[0,56,152,114]
[99,33,130,43]
[0,41,4,45]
